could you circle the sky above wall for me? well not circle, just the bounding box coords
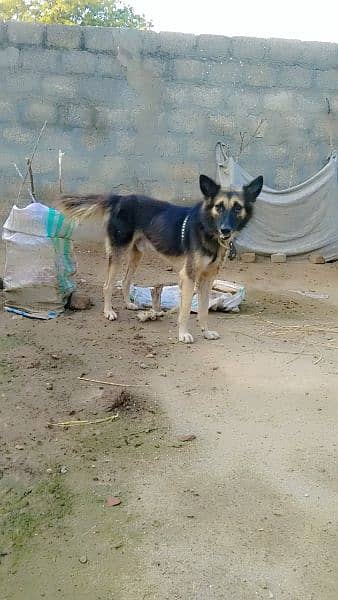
[130,0,338,43]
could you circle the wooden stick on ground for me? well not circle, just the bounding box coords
[49,414,119,427]
[78,376,143,387]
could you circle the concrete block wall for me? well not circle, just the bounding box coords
[0,21,337,218]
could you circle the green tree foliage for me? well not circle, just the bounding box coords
[0,0,152,29]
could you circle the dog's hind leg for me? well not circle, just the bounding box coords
[198,276,220,340]
[121,244,143,310]
[103,247,121,321]
[178,268,195,344]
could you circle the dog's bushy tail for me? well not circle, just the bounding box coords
[58,194,110,221]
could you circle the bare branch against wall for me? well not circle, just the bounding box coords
[16,121,47,203]
[13,163,35,203]
[237,118,266,161]
[26,157,36,201]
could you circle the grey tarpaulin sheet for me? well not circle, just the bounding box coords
[215,143,338,261]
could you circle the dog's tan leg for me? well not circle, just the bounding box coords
[198,277,220,340]
[122,245,143,310]
[103,252,119,321]
[178,268,195,344]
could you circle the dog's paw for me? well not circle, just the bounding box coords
[179,332,194,344]
[203,330,220,340]
[104,309,117,321]
[126,301,139,311]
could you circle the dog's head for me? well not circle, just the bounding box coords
[199,174,263,241]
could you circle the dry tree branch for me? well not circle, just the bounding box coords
[13,163,35,203]
[16,120,47,203]
[26,157,36,201]
[238,131,248,156]
[237,118,266,160]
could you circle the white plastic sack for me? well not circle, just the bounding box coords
[2,202,76,319]
[129,280,245,313]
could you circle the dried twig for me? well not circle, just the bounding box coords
[13,163,35,202]
[16,121,47,203]
[237,118,266,160]
[313,353,323,365]
[78,376,142,387]
[271,348,312,357]
[49,414,119,427]
[259,319,338,335]
[26,157,36,201]
[238,131,248,156]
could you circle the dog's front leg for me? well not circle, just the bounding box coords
[198,277,220,340]
[103,254,118,321]
[178,268,195,344]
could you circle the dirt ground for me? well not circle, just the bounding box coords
[1,244,338,600]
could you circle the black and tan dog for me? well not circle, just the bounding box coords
[59,174,263,343]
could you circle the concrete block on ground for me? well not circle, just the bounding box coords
[241,252,256,263]
[309,254,325,264]
[271,253,286,263]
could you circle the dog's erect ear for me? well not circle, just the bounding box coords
[199,175,220,200]
[243,176,263,203]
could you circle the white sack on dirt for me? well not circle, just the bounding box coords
[2,202,76,319]
[129,280,245,313]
